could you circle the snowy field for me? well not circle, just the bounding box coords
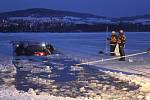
[0,32,150,100]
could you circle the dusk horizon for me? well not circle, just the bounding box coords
[0,0,150,18]
[0,7,150,18]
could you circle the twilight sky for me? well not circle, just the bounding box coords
[0,0,150,17]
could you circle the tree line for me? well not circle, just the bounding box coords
[0,19,150,32]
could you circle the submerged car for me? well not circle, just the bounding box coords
[13,41,54,56]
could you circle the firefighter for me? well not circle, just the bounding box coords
[45,44,54,55]
[108,31,118,56]
[118,30,126,61]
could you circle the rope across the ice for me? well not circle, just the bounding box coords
[76,51,149,66]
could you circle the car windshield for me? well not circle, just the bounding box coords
[26,45,45,52]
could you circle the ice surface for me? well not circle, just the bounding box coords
[1,32,150,75]
[0,32,150,99]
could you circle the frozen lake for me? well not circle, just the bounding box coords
[0,32,150,100]
[0,32,150,60]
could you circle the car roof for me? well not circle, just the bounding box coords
[12,41,51,46]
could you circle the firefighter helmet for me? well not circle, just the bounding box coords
[119,30,124,33]
[112,31,116,34]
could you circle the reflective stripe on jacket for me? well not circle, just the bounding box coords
[118,34,126,45]
[110,35,118,44]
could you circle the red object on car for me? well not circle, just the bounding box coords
[34,52,46,56]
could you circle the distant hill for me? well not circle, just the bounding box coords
[115,14,150,25]
[118,14,150,21]
[0,8,150,24]
[0,8,107,19]
[0,8,150,32]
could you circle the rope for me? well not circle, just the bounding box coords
[76,51,149,66]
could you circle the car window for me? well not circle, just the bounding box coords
[26,45,45,52]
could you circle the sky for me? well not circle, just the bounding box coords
[0,0,150,18]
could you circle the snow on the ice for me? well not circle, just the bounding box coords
[0,32,150,100]
[0,41,15,73]
[103,71,150,92]
[0,86,92,100]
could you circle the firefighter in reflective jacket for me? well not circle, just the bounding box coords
[109,31,118,56]
[118,30,126,61]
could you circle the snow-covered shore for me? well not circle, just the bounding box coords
[0,70,150,100]
[0,86,149,100]
[0,54,150,100]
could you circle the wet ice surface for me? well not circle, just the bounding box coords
[12,54,140,98]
